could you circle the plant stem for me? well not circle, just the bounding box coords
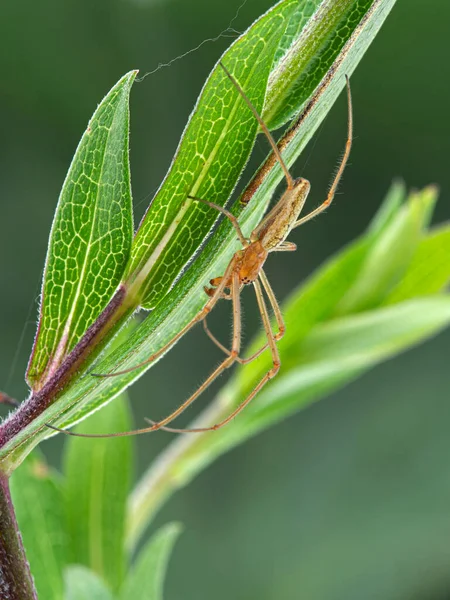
[0,286,134,452]
[0,474,37,599]
[127,390,232,551]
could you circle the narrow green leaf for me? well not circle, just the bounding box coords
[27,71,136,390]
[275,0,323,65]
[291,297,450,366]
[64,565,114,600]
[335,185,438,314]
[127,0,296,308]
[243,183,412,367]
[64,394,133,592]
[273,0,323,66]
[264,0,397,129]
[120,523,181,600]
[10,452,67,600]
[127,297,450,547]
[227,297,450,448]
[366,180,406,238]
[384,223,450,303]
[126,187,449,545]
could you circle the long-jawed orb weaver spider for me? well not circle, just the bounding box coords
[49,61,352,438]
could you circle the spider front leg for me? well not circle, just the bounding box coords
[293,76,353,230]
[188,195,248,247]
[204,276,233,300]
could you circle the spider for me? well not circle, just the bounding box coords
[49,62,352,438]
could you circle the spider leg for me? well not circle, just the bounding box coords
[153,275,281,433]
[146,269,242,430]
[202,268,285,367]
[46,258,239,438]
[92,258,237,378]
[275,241,297,252]
[202,318,265,365]
[188,195,248,246]
[293,76,353,229]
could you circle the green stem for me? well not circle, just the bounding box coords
[127,390,232,551]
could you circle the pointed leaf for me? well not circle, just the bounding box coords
[120,523,181,600]
[264,0,397,129]
[10,452,67,600]
[335,185,438,314]
[126,187,450,545]
[64,394,133,592]
[384,223,450,303]
[228,297,450,453]
[273,1,323,66]
[27,71,136,390]
[64,566,114,600]
[366,179,406,238]
[128,297,450,547]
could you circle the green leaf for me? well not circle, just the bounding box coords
[126,0,297,308]
[335,185,438,314]
[27,71,136,390]
[10,452,67,600]
[244,182,409,359]
[264,0,397,129]
[218,297,450,449]
[366,179,406,238]
[127,295,450,548]
[272,1,323,67]
[64,565,114,600]
[127,0,398,309]
[384,223,450,303]
[0,0,397,471]
[120,523,181,600]
[64,394,133,592]
[126,187,450,547]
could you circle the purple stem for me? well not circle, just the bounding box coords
[0,474,37,599]
[0,286,131,449]
[0,286,136,595]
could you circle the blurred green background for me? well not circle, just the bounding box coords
[1,0,450,598]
